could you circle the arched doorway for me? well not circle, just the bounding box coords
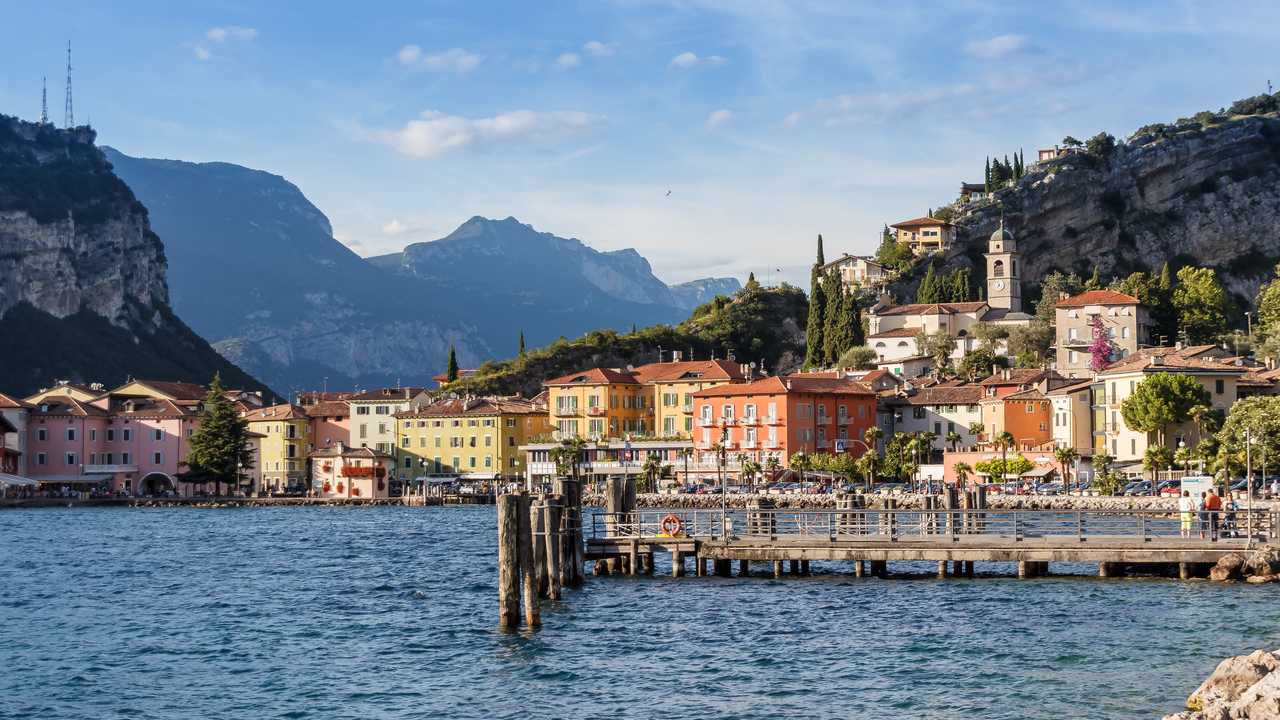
[141,472,175,496]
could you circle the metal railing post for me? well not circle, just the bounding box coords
[1014,512,1021,541]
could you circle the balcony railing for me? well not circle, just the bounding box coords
[741,440,757,449]
[83,464,138,474]
[837,415,851,425]
[764,440,780,449]
[682,404,694,414]
[740,415,759,425]
[553,407,580,417]
[764,415,781,425]
[697,417,716,427]
[817,440,830,449]
[586,406,606,417]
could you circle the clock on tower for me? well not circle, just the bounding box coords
[984,216,1021,312]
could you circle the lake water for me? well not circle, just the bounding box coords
[1,506,1275,719]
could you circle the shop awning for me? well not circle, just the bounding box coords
[0,473,37,488]
[34,474,113,485]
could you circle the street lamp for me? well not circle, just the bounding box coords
[718,427,729,539]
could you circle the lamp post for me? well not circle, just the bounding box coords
[1246,429,1255,546]
[717,427,729,539]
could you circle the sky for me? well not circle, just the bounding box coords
[3,1,1280,288]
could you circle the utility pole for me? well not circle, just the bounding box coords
[64,41,74,129]
[41,77,48,124]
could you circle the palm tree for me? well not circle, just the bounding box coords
[677,446,693,489]
[968,422,985,445]
[864,426,884,454]
[1054,446,1080,492]
[789,451,811,486]
[920,431,939,465]
[996,431,1015,489]
[764,454,781,484]
[741,459,762,492]
[862,426,884,491]
[947,431,962,452]
[953,461,973,489]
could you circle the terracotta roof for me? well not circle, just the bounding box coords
[28,395,109,417]
[868,327,921,339]
[346,387,429,402]
[1002,388,1049,401]
[1045,378,1095,396]
[399,396,545,418]
[543,368,639,386]
[125,380,209,402]
[306,401,351,418]
[1055,290,1141,308]
[693,375,873,398]
[632,360,747,383]
[242,403,310,421]
[890,216,952,229]
[873,302,988,317]
[1098,347,1248,376]
[0,392,31,409]
[978,369,1051,386]
[895,386,983,405]
[111,397,192,418]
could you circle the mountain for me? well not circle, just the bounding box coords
[902,99,1280,313]
[669,277,742,310]
[100,149,736,391]
[446,283,808,398]
[0,116,269,397]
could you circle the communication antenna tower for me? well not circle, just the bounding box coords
[41,77,48,124]
[64,41,74,128]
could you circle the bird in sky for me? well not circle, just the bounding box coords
[665,189,671,196]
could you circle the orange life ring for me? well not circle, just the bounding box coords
[660,513,684,537]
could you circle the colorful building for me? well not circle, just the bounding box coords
[346,387,431,457]
[690,375,878,466]
[890,216,954,255]
[0,392,31,476]
[1047,378,1095,455]
[634,359,748,439]
[879,384,984,455]
[305,400,351,451]
[545,368,651,440]
[311,444,394,499]
[242,403,312,493]
[396,395,551,482]
[1054,289,1150,378]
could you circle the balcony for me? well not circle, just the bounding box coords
[816,440,830,449]
[764,440,780,449]
[764,415,781,425]
[697,417,716,428]
[83,464,138,474]
[837,415,851,425]
[740,415,759,426]
[553,407,580,417]
[586,406,606,417]
[681,404,694,414]
[816,415,829,425]
[741,440,757,449]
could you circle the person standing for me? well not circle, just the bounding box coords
[1204,489,1222,541]
[1223,491,1240,538]
[1179,490,1195,539]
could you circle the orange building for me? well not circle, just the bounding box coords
[980,387,1052,450]
[690,376,877,465]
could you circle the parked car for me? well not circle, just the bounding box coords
[1157,479,1182,497]
[1124,481,1152,496]
[1034,482,1063,496]
[1230,477,1265,495]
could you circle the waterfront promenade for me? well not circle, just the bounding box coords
[0,493,494,509]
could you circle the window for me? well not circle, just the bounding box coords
[419,437,427,448]
[484,456,492,468]
[66,428,76,441]
[1068,351,1077,364]
[469,436,477,448]
[469,457,477,468]
[1025,403,1035,414]
[375,405,389,415]
[377,423,387,435]
[287,444,297,458]
[404,457,412,469]
[505,418,516,428]
[37,453,46,466]
[153,452,163,464]
[934,422,942,435]
[37,428,47,442]
[359,424,368,439]
[356,406,370,415]
[106,428,115,441]
[722,404,735,420]
[1215,379,1225,394]
[122,452,131,464]
[508,436,515,447]
[485,435,493,447]
[152,428,162,441]
[90,429,96,441]
[66,452,77,466]
[401,437,410,448]
[1130,439,1136,456]
[123,429,131,442]
[663,417,676,434]
[912,407,926,419]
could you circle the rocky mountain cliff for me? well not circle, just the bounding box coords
[103,148,739,392]
[904,108,1280,313]
[670,277,742,310]
[0,116,268,396]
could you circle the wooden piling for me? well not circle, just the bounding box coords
[517,493,540,628]
[531,497,548,598]
[497,494,521,629]
[739,559,750,576]
[545,498,563,600]
[937,560,948,579]
[672,549,685,578]
[773,560,784,578]
[628,540,639,577]
[604,477,622,537]
[696,556,707,577]
[854,559,864,577]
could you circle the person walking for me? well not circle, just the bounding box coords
[1197,491,1209,540]
[1204,489,1222,541]
[1179,490,1195,539]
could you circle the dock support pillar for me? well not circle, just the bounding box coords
[672,550,684,578]
[695,556,706,577]
[1179,562,1192,580]
[937,561,948,579]
[789,559,800,575]
[1099,562,1122,578]
[1018,561,1030,579]
[739,559,750,577]
[799,560,810,576]
[965,561,975,578]
[628,541,639,577]
[715,559,732,577]
[773,560,784,578]
[545,499,563,600]
[854,560,864,578]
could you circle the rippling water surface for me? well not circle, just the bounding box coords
[1,506,1276,719]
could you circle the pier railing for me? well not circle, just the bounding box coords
[590,508,1277,544]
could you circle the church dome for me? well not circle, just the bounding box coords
[990,221,1014,245]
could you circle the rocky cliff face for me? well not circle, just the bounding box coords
[0,116,268,396]
[931,113,1280,310]
[670,277,742,310]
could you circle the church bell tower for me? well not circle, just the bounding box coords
[984,215,1021,312]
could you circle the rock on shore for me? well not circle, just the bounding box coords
[586,492,1275,512]
[1166,649,1280,719]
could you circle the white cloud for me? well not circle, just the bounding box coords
[583,40,614,57]
[555,52,581,70]
[815,83,978,126]
[669,51,727,69]
[193,45,213,61]
[364,109,604,159]
[396,46,483,73]
[206,26,257,42]
[782,111,802,128]
[706,109,733,128]
[382,219,410,235]
[964,34,1027,59]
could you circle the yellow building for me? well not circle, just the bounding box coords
[544,368,649,440]
[395,396,551,480]
[890,216,955,255]
[634,360,749,438]
[242,403,312,491]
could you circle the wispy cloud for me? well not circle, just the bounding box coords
[669,51,727,69]
[583,40,614,57]
[706,109,733,128]
[381,219,427,236]
[396,46,483,73]
[964,34,1027,59]
[360,109,604,159]
[814,83,979,126]
[555,52,581,70]
[206,25,257,42]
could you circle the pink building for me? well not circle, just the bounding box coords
[305,400,351,450]
[311,443,393,499]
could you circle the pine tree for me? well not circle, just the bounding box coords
[446,345,459,382]
[519,330,526,357]
[184,373,254,497]
[805,270,826,367]
[918,264,938,303]
[1085,266,1102,291]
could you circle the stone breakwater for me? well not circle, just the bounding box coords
[1166,646,1280,719]
[584,492,1279,512]
[0,497,410,510]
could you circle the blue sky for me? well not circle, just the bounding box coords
[3,1,1279,287]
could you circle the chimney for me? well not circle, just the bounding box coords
[673,350,682,362]
[1003,368,1012,380]
[1175,341,1183,351]
[1150,356,1163,367]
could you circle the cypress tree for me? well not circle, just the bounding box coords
[823,271,845,363]
[848,295,864,346]
[816,234,825,267]
[985,157,991,193]
[805,271,826,367]
[519,330,526,357]
[918,264,938,303]
[446,345,459,382]
[745,271,760,291]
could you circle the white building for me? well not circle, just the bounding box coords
[346,387,431,455]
